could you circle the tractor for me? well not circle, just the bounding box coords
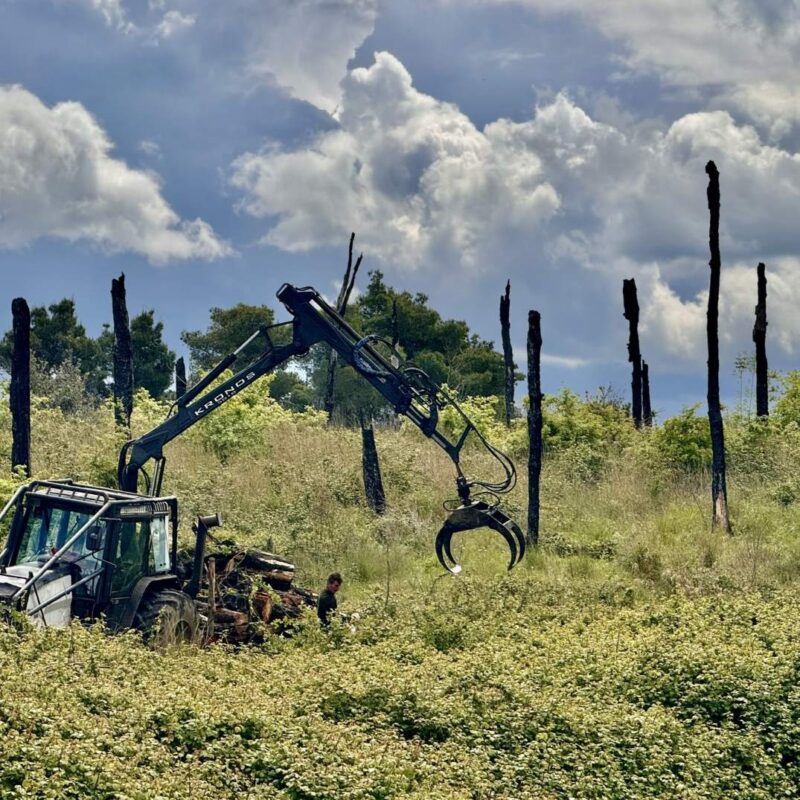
[0,284,526,642]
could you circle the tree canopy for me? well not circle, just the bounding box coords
[2,300,175,402]
[181,305,279,371]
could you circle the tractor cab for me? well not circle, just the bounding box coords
[0,480,179,630]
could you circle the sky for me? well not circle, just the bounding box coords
[0,0,799,417]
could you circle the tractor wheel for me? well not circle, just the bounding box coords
[135,589,199,647]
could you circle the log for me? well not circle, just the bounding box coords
[390,298,399,349]
[361,421,386,514]
[527,309,543,546]
[642,361,653,427]
[500,280,515,426]
[324,232,363,421]
[10,298,31,477]
[705,161,732,533]
[175,357,187,401]
[253,592,273,623]
[111,274,134,428]
[753,262,768,417]
[622,278,643,428]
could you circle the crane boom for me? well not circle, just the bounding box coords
[118,283,526,573]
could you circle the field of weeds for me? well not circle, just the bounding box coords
[1,383,800,797]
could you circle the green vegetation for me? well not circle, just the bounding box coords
[2,375,800,797]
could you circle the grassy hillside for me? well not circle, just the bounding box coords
[1,381,800,798]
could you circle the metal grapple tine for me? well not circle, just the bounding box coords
[435,501,523,573]
[435,529,461,574]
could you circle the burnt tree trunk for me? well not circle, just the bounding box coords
[527,310,543,546]
[753,262,769,417]
[642,361,653,427]
[361,420,386,514]
[500,280,515,426]
[111,274,134,428]
[324,232,363,421]
[175,357,187,400]
[622,278,643,428]
[705,161,732,533]
[390,298,399,349]
[10,298,31,477]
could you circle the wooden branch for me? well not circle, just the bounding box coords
[10,298,31,477]
[111,274,134,428]
[361,420,386,514]
[175,357,187,400]
[753,262,768,417]
[705,161,732,533]
[527,310,543,546]
[390,298,399,349]
[642,361,653,427]
[324,233,363,421]
[500,280,515,427]
[622,278,642,428]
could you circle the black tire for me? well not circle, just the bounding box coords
[134,589,199,647]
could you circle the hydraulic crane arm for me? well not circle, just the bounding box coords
[118,283,526,573]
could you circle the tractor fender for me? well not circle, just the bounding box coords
[117,575,181,630]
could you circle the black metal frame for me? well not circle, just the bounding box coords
[114,283,524,573]
[118,284,515,502]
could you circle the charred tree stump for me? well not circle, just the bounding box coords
[390,298,399,349]
[361,421,386,514]
[10,298,31,477]
[753,262,769,417]
[705,161,732,533]
[111,274,134,428]
[500,280,515,426]
[642,361,653,427]
[527,310,543,546]
[324,232,363,421]
[175,357,187,400]
[622,278,643,428]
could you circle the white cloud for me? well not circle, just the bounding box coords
[236,0,379,112]
[86,0,133,32]
[231,50,800,368]
[137,139,162,159]
[641,258,800,369]
[479,0,800,134]
[152,9,195,40]
[0,85,231,264]
[231,51,560,267]
[68,1,377,111]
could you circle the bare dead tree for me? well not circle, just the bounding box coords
[642,361,653,427]
[500,280,515,426]
[175,357,187,400]
[10,298,31,477]
[527,309,543,546]
[361,419,386,514]
[390,298,399,349]
[705,160,732,533]
[622,278,643,428]
[753,261,769,417]
[111,273,134,428]
[324,232,363,421]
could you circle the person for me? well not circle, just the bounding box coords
[317,572,342,627]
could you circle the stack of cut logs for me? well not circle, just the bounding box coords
[195,548,317,643]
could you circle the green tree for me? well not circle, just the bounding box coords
[0,299,108,397]
[181,303,305,410]
[97,312,176,399]
[131,311,175,399]
[774,371,800,427]
[354,270,508,397]
[181,304,279,370]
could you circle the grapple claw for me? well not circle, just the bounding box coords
[435,501,526,574]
